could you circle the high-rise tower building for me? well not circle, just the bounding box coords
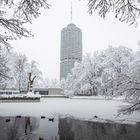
[60,2,83,80]
[60,24,82,79]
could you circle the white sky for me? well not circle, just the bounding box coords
[11,0,140,80]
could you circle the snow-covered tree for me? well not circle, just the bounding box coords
[61,54,104,96]
[117,51,140,113]
[14,54,29,92]
[29,60,42,88]
[0,46,10,89]
[101,46,134,96]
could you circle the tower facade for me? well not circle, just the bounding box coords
[60,23,82,79]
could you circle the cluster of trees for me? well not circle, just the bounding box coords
[60,46,140,112]
[0,0,50,91]
[0,47,60,92]
[0,47,42,92]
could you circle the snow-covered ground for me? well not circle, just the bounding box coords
[71,95,125,101]
[0,98,140,124]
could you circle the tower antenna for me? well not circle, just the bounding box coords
[70,1,72,23]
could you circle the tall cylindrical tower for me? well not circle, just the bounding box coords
[60,23,82,79]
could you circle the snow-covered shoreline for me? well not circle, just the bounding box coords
[70,95,125,101]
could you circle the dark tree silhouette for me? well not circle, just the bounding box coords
[27,72,36,92]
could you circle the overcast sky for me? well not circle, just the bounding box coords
[11,0,140,80]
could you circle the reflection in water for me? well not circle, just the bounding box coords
[0,117,39,140]
[33,116,59,140]
[0,116,59,140]
[59,117,140,140]
[0,116,140,140]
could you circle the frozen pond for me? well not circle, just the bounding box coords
[0,98,140,140]
[0,116,140,140]
[0,98,140,123]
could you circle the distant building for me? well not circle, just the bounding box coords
[60,23,82,79]
[48,88,64,95]
[34,88,48,95]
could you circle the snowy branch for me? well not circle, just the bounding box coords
[0,0,50,48]
[88,0,140,25]
[119,101,140,114]
[14,0,50,23]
